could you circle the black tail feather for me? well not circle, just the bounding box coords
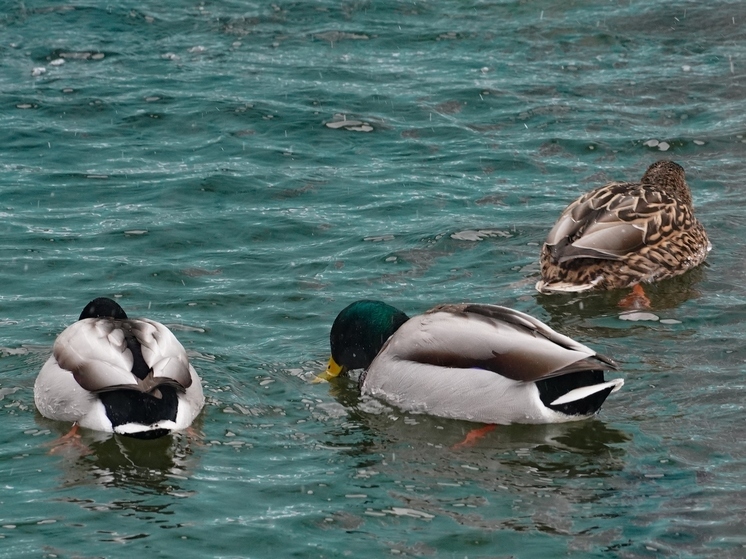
[535,370,614,416]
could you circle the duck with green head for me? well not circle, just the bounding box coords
[320,300,623,425]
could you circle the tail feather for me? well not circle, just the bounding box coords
[114,420,178,440]
[536,279,600,293]
[550,378,624,406]
[536,371,623,417]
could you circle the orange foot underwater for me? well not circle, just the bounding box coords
[452,424,497,450]
[47,423,90,456]
[618,283,651,310]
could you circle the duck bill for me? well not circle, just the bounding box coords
[312,357,346,383]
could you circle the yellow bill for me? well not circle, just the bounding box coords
[312,356,345,383]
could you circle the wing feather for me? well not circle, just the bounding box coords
[545,182,680,263]
[131,319,193,388]
[54,319,139,392]
[382,304,616,383]
[53,318,193,393]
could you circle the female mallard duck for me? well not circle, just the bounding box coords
[34,297,204,439]
[536,160,710,293]
[319,300,623,424]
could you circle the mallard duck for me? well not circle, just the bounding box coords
[537,160,710,293]
[319,300,623,424]
[34,298,204,439]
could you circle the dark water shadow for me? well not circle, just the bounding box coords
[36,413,204,502]
[316,376,633,539]
[324,375,630,478]
[534,265,707,336]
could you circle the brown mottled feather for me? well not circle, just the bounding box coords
[537,160,710,292]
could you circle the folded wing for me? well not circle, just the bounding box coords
[384,304,617,382]
[545,182,676,263]
[54,318,192,393]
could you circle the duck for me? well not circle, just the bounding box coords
[318,300,623,425]
[536,160,710,294]
[34,297,205,439]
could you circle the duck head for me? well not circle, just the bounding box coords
[319,300,409,382]
[641,160,692,207]
[79,297,128,320]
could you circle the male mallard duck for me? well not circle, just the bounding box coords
[536,160,710,294]
[319,300,623,424]
[34,298,204,439]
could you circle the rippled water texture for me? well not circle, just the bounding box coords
[2,1,746,557]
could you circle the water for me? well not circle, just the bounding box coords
[1,1,745,557]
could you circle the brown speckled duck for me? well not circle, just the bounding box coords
[536,160,710,294]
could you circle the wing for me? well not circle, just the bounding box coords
[381,304,616,383]
[54,319,141,392]
[130,318,193,388]
[54,318,192,393]
[545,182,678,263]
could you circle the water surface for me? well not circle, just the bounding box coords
[1,1,745,557]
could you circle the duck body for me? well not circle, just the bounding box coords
[35,298,204,439]
[324,301,623,425]
[537,160,710,293]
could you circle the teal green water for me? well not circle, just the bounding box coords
[2,1,746,557]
